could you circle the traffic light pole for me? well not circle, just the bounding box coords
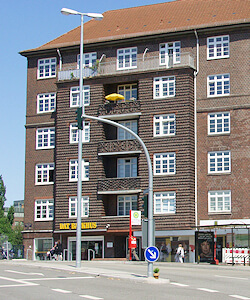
[81,113,154,278]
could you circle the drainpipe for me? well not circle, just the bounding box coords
[57,49,62,70]
[143,48,149,61]
[194,30,199,228]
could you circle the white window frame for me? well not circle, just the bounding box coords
[154,76,175,99]
[208,190,231,213]
[117,47,137,70]
[35,163,54,185]
[37,93,56,113]
[70,86,90,107]
[37,57,56,79]
[117,195,137,216]
[117,158,137,178]
[208,151,231,174]
[154,114,176,137]
[117,120,138,140]
[35,199,54,221]
[208,112,230,135]
[154,192,176,214]
[70,122,90,144]
[159,41,181,65]
[207,74,230,97]
[36,128,55,149]
[69,196,89,218]
[154,153,176,175]
[207,35,229,60]
[69,159,89,182]
[77,52,97,68]
[117,84,137,101]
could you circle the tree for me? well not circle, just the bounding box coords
[0,175,6,217]
[7,206,14,225]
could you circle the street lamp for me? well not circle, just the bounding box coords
[61,7,103,269]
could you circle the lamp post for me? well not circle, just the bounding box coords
[61,8,103,268]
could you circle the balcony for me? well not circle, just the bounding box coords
[58,53,195,81]
[98,140,141,155]
[97,177,141,194]
[98,100,141,117]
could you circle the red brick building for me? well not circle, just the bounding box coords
[20,0,250,262]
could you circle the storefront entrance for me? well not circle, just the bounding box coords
[68,236,104,260]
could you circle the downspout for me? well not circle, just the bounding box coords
[194,30,199,228]
[57,49,62,70]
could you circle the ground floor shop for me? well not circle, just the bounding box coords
[24,219,250,263]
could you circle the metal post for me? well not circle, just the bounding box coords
[76,14,84,269]
[83,113,154,277]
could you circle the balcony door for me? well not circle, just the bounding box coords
[117,158,137,178]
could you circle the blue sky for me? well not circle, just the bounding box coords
[1,0,173,207]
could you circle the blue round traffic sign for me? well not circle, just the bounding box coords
[144,246,159,262]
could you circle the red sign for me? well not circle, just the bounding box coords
[129,236,137,249]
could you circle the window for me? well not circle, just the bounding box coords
[117,84,137,101]
[37,93,56,113]
[208,190,231,213]
[154,76,175,98]
[37,58,56,79]
[117,120,138,140]
[117,47,137,70]
[36,128,55,149]
[70,86,90,107]
[208,151,231,174]
[35,163,54,185]
[117,158,137,178]
[208,112,230,135]
[154,192,176,214]
[207,74,230,97]
[35,199,54,221]
[69,159,89,181]
[69,196,89,218]
[70,122,90,144]
[207,35,229,60]
[154,153,176,175]
[77,52,97,68]
[117,195,137,216]
[154,114,176,137]
[159,41,181,65]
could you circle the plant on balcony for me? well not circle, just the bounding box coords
[90,59,100,73]
[70,72,76,80]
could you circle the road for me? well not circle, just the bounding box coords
[0,260,249,299]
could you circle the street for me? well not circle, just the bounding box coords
[0,260,249,299]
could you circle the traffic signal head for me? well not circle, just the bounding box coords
[142,195,148,218]
[76,107,83,130]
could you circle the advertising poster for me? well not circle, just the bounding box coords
[195,231,214,263]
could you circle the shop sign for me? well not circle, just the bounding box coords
[59,222,97,230]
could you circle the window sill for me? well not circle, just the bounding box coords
[208,212,231,215]
[207,172,231,176]
[208,133,230,137]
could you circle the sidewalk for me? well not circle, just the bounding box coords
[6,259,169,284]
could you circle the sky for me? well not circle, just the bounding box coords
[0,0,173,207]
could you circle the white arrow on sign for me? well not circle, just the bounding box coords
[148,249,156,259]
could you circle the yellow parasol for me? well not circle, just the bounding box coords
[105,93,125,101]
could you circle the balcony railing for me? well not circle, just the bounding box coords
[98,140,141,154]
[58,53,195,81]
[98,177,141,193]
[98,100,141,116]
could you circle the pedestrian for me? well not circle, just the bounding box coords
[55,240,63,260]
[176,243,184,263]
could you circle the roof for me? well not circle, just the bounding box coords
[20,0,250,55]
